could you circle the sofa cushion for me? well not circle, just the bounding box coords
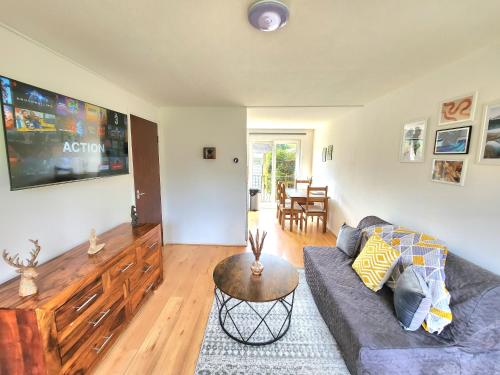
[361,225,452,334]
[355,216,391,254]
[352,234,400,292]
[441,252,500,350]
[304,246,451,375]
[357,215,391,230]
[394,266,432,331]
[337,223,361,257]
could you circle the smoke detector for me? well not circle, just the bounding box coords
[248,0,289,32]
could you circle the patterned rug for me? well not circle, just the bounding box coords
[195,270,350,375]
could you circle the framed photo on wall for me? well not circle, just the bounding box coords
[438,92,477,126]
[322,147,327,162]
[400,119,427,162]
[327,145,333,160]
[478,102,500,164]
[434,126,472,155]
[431,159,468,186]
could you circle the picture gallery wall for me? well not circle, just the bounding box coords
[399,91,500,187]
[312,45,500,275]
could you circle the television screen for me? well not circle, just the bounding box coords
[0,76,129,190]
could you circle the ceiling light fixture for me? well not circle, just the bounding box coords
[248,0,289,32]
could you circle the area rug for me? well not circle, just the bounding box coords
[195,270,350,375]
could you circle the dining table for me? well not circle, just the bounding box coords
[285,188,330,232]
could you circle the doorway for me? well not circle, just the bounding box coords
[130,114,162,226]
[249,140,300,207]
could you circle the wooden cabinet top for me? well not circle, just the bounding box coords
[0,223,160,310]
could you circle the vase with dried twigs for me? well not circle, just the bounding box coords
[248,229,267,276]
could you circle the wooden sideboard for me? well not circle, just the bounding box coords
[0,223,163,375]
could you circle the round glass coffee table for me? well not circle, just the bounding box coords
[213,253,299,346]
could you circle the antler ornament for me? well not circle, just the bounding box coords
[2,240,41,297]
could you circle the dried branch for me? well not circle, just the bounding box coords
[248,229,267,261]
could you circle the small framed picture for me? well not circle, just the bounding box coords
[327,145,333,160]
[431,159,468,186]
[203,147,216,159]
[478,102,500,164]
[434,126,472,155]
[322,147,327,162]
[400,119,427,162]
[438,92,477,126]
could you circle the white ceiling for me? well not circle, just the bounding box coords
[1,1,500,107]
[247,107,355,129]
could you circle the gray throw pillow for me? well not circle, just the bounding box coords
[394,266,432,331]
[336,223,361,258]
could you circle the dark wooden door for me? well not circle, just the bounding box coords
[130,114,162,226]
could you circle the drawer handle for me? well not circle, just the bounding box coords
[120,262,135,273]
[145,282,155,294]
[93,334,114,354]
[148,241,158,250]
[88,309,111,327]
[143,264,153,273]
[75,293,98,313]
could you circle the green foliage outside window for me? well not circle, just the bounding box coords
[262,144,296,196]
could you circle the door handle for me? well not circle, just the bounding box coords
[120,262,135,273]
[93,334,114,354]
[75,293,98,313]
[136,189,146,200]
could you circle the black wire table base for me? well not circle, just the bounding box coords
[214,287,296,346]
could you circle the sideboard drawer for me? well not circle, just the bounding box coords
[62,305,127,375]
[128,251,160,293]
[138,233,161,260]
[59,293,123,365]
[55,276,104,332]
[129,268,161,315]
[108,248,137,285]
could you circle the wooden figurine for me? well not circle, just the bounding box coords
[2,239,41,297]
[248,229,267,276]
[131,205,139,227]
[88,228,105,255]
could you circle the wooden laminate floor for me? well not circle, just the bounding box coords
[94,209,337,375]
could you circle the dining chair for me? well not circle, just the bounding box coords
[301,186,328,233]
[278,187,302,230]
[276,181,284,219]
[295,177,312,190]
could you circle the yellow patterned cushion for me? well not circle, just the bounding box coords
[352,234,400,292]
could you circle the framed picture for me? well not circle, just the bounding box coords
[203,147,216,159]
[400,119,427,162]
[438,92,477,126]
[322,147,327,162]
[327,145,333,160]
[478,102,500,164]
[431,159,467,186]
[434,126,472,155]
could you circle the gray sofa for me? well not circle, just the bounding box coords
[304,216,500,375]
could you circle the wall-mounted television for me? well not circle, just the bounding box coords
[0,75,129,190]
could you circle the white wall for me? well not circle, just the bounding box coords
[0,26,158,283]
[247,129,314,180]
[159,107,247,245]
[313,44,500,274]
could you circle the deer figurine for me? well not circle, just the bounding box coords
[2,240,41,297]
